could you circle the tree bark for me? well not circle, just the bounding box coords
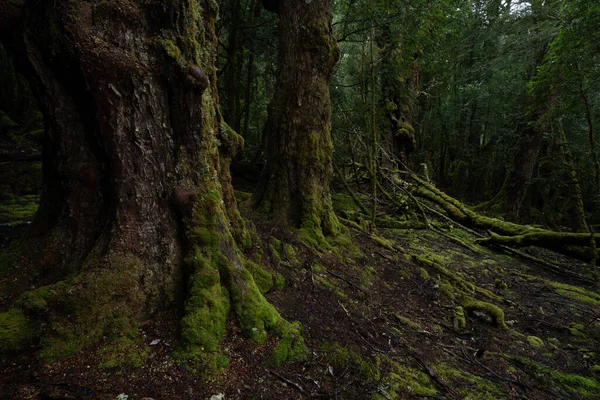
[255,0,341,247]
[504,121,545,222]
[0,0,302,368]
[223,0,243,133]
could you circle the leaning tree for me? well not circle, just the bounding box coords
[0,0,302,370]
[254,0,342,247]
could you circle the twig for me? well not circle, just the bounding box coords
[266,369,308,395]
[326,269,369,294]
[355,330,387,354]
[338,300,350,317]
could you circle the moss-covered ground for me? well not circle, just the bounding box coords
[1,184,600,399]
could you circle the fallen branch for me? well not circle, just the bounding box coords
[335,164,370,215]
[266,369,308,395]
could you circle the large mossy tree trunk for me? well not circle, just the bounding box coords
[254,0,341,247]
[0,0,301,369]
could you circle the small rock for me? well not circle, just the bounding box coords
[150,339,161,346]
[210,395,225,400]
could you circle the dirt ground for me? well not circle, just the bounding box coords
[1,187,600,400]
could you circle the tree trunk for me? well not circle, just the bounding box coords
[255,0,341,247]
[505,122,545,222]
[0,0,302,369]
[223,0,243,133]
[376,24,417,168]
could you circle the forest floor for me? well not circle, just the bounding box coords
[1,177,600,399]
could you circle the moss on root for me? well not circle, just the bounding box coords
[550,281,600,305]
[24,254,150,362]
[0,309,35,353]
[511,356,600,398]
[454,306,466,330]
[98,336,150,371]
[527,336,544,349]
[177,187,306,375]
[462,297,508,330]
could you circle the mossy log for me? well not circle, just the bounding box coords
[412,178,541,237]
[476,231,600,248]
[409,176,597,262]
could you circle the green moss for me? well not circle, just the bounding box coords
[454,306,466,330]
[495,279,508,290]
[98,335,150,370]
[511,356,600,397]
[162,39,182,59]
[245,260,274,294]
[415,254,475,293]
[361,266,377,284]
[371,234,396,251]
[0,195,39,223]
[568,322,586,337]
[274,273,285,290]
[550,281,600,305]
[219,122,244,157]
[282,243,299,265]
[385,360,437,396]
[0,163,42,203]
[18,281,68,312]
[30,254,149,363]
[269,239,282,265]
[393,313,421,331]
[0,309,35,353]
[419,268,430,280]
[321,342,378,379]
[315,275,347,298]
[178,249,230,371]
[527,336,544,349]
[462,297,508,329]
[590,365,600,379]
[271,321,306,366]
[234,190,252,204]
[438,282,456,300]
[332,193,363,213]
[435,362,503,399]
[189,227,217,246]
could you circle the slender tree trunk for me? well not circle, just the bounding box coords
[558,121,588,232]
[505,120,545,222]
[577,72,600,204]
[255,0,341,246]
[242,0,261,139]
[0,0,301,367]
[223,0,243,133]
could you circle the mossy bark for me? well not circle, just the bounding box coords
[376,23,418,167]
[254,0,341,247]
[0,0,302,368]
